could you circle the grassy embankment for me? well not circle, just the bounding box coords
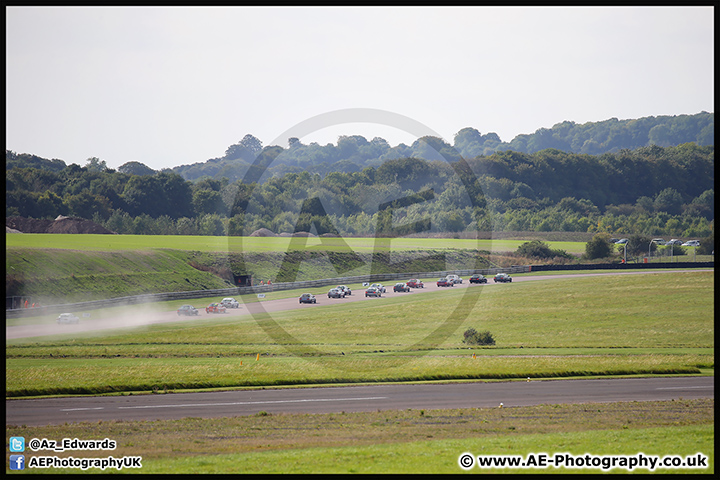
[9,233,707,304]
[6,234,507,303]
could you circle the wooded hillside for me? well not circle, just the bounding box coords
[167,112,713,182]
[6,142,713,240]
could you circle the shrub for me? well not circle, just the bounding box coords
[463,328,496,346]
[516,240,572,259]
[584,232,613,260]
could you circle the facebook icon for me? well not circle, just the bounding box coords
[9,454,25,470]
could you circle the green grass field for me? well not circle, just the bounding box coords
[5,235,714,474]
[8,233,712,306]
[6,271,713,396]
[6,233,584,254]
[5,400,714,473]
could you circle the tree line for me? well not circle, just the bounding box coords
[5,142,714,242]
[168,112,713,182]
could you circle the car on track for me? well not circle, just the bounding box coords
[365,287,382,297]
[666,239,683,246]
[206,303,227,314]
[57,313,79,324]
[370,283,386,293]
[406,279,424,288]
[328,288,344,298]
[337,285,352,296]
[493,273,512,283]
[437,278,454,287]
[299,293,317,304]
[469,274,487,284]
[220,297,240,308]
[682,240,700,247]
[177,305,199,316]
[614,238,628,244]
[446,274,463,284]
[393,282,410,292]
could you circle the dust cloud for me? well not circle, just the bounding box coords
[6,300,245,340]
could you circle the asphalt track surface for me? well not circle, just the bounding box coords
[6,269,713,426]
[6,377,714,426]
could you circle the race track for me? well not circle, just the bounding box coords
[6,269,708,340]
[6,376,714,426]
[6,269,713,427]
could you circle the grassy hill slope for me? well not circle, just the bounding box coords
[6,246,493,304]
[6,248,234,303]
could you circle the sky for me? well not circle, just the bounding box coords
[5,6,714,171]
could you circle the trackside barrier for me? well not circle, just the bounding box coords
[527,261,714,272]
[6,267,530,319]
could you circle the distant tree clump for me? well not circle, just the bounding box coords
[516,240,572,259]
[118,161,157,176]
[584,233,614,260]
[463,328,496,346]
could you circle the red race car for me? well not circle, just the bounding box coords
[406,279,424,288]
[206,303,227,314]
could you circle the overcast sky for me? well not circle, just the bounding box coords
[6,6,714,171]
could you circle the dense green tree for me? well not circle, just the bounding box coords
[118,161,156,176]
[453,127,484,158]
[584,233,614,259]
[654,188,684,216]
[696,232,714,255]
[197,213,226,236]
[440,210,467,232]
[622,234,653,258]
[157,172,194,218]
[36,191,68,218]
[84,157,108,172]
[517,240,573,259]
[6,190,40,217]
[556,197,600,216]
[225,134,263,162]
[65,191,112,220]
[684,189,714,220]
[6,167,63,194]
[375,157,434,190]
[6,150,67,172]
[104,210,134,234]
[121,175,166,217]
[192,189,224,216]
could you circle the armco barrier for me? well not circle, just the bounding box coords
[528,261,714,271]
[6,266,530,319]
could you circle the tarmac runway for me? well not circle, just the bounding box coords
[6,376,714,426]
